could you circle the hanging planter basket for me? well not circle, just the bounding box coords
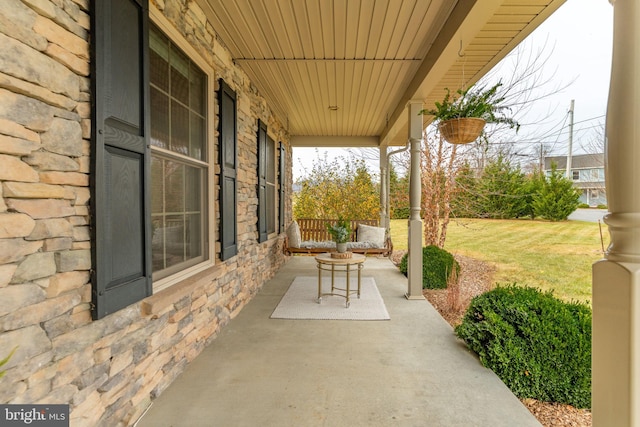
[438,117,486,144]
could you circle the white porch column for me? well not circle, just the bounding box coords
[406,101,424,300]
[379,146,388,231]
[593,1,640,425]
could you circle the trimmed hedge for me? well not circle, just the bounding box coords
[399,245,460,289]
[455,285,591,408]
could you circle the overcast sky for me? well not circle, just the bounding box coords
[293,0,614,180]
[507,0,613,157]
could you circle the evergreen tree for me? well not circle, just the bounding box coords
[478,156,528,218]
[451,163,481,218]
[522,170,544,219]
[532,165,581,221]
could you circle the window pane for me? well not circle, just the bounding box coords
[190,64,205,114]
[266,137,275,182]
[185,166,201,211]
[151,216,165,272]
[149,28,169,91]
[165,160,184,213]
[170,45,189,105]
[163,214,185,269]
[185,213,202,259]
[267,184,275,234]
[150,88,169,149]
[151,154,205,278]
[190,114,205,161]
[171,101,189,156]
[150,157,164,214]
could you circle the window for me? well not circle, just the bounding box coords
[279,142,286,233]
[585,168,605,182]
[91,1,215,317]
[266,135,276,235]
[257,120,277,241]
[149,23,209,282]
[572,170,580,180]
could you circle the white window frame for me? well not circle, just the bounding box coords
[150,7,216,292]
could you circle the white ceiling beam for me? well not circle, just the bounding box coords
[291,136,380,147]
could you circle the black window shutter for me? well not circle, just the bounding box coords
[90,0,152,319]
[219,80,238,260]
[257,120,268,243]
[279,142,286,233]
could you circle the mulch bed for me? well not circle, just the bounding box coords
[390,250,592,427]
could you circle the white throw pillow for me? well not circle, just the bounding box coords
[357,224,385,248]
[287,221,301,248]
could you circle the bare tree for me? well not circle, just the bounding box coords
[421,128,465,247]
[583,121,605,154]
[420,37,574,248]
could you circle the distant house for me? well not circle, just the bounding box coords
[544,154,607,207]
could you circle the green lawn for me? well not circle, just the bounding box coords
[390,218,607,303]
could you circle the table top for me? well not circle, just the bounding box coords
[315,252,366,265]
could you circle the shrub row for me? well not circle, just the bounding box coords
[399,245,459,289]
[452,158,581,221]
[455,285,592,408]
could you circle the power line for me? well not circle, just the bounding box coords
[489,114,604,146]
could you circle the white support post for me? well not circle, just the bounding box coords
[593,1,640,425]
[379,146,388,231]
[406,101,424,300]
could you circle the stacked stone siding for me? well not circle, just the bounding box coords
[0,1,291,426]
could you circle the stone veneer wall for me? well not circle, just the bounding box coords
[0,0,291,425]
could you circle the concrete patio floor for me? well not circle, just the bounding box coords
[136,256,541,427]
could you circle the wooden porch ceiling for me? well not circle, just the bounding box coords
[197,0,566,147]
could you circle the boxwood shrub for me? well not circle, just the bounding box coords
[455,285,591,408]
[399,245,460,289]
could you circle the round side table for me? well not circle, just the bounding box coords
[314,253,366,308]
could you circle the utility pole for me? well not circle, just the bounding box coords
[566,99,575,178]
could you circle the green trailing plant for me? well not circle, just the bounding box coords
[420,82,520,131]
[0,347,17,379]
[327,218,350,243]
[455,285,591,408]
[399,245,460,289]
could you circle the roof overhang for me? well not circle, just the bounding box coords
[196,0,567,147]
[290,136,380,148]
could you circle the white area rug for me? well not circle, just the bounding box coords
[270,276,390,320]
